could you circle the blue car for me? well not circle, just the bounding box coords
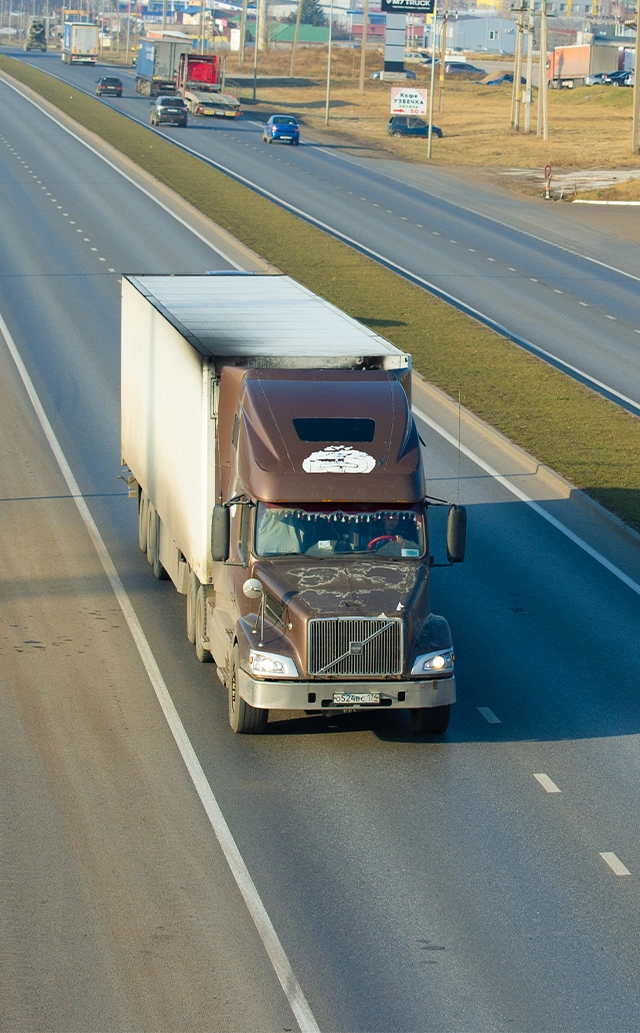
[262,115,300,145]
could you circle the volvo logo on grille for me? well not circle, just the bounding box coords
[349,641,364,656]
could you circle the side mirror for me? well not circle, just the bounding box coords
[243,578,263,599]
[211,504,230,561]
[446,505,466,563]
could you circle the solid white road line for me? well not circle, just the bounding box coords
[533,773,561,794]
[0,310,320,1033]
[600,852,631,876]
[478,707,501,724]
[413,404,640,600]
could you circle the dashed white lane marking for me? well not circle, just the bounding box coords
[606,314,617,320]
[530,277,538,282]
[579,301,588,306]
[508,267,516,271]
[487,257,496,262]
[553,289,563,294]
[478,707,501,724]
[534,773,561,793]
[600,852,631,876]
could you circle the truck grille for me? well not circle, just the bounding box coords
[308,618,403,677]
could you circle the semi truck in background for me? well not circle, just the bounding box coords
[121,273,466,736]
[548,43,619,88]
[135,37,193,95]
[25,18,47,51]
[62,22,98,64]
[177,53,241,117]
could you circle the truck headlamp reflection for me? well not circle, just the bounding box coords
[249,649,299,678]
[411,650,454,676]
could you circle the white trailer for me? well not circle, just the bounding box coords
[62,23,98,64]
[120,272,409,592]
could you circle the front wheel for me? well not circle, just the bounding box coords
[410,705,450,735]
[392,131,402,137]
[229,646,268,733]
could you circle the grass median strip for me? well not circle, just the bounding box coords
[3,54,640,531]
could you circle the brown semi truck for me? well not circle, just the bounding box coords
[121,273,466,734]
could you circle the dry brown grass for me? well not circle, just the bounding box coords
[226,46,640,181]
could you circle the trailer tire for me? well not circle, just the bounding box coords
[186,571,198,644]
[410,704,450,735]
[228,646,268,734]
[138,492,148,554]
[195,584,213,663]
[147,503,168,580]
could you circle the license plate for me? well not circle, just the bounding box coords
[333,692,380,705]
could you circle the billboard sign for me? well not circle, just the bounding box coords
[381,0,435,12]
[391,87,427,115]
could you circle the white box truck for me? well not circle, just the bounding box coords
[121,273,465,734]
[62,22,98,64]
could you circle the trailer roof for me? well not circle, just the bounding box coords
[124,274,409,368]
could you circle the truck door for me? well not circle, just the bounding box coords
[209,502,249,672]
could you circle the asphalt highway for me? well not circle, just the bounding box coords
[2,67,640,1033]
[6,48,640,415]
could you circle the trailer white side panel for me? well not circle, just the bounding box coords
[121,279,214,585]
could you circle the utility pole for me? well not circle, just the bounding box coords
[523,0,534,132]
[324,0,334,123]
[239,0,247,64]
[198,0,205,53]
[427,0,438,159]
[290,0,302,76]
[252,0,259,100]
[358,0,370,94]
[438,0,449,114]
[258,0,267,50]
[536,0,548,140]
[511,2,525,128]
[632,0,640,151]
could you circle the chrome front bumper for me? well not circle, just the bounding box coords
[236,670,456,711]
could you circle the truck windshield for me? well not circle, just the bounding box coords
[255,503,426,558]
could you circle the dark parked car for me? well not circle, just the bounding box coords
[486,72,526,85]
[444,61,486,76]
[387,115,443,139]
[150,96,188,127]
[96,76,123,97]
[604,69,634,86]
[262,115,300,145]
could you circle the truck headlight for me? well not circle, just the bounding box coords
[249,649,299,678]
[411,649,454,676]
